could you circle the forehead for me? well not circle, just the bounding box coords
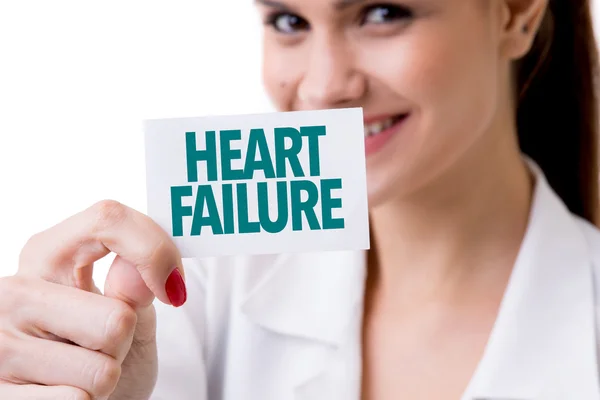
[254,0,482,15]
[255,0,365,10]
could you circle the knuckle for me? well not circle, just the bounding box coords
[18,232,44,267]
[137,237,169,268]
[19,231,64,274]
[0,331,16,368]
[92,200,129,231]
[92,358,121,397]
[0,277,15,301]
[64,387,91,400]
[104,303,137,345]
[0,276,26,311]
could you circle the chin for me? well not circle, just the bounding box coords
[365,160,435,209]
[366,180,405,210]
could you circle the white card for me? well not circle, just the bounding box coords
[144,108,370,257]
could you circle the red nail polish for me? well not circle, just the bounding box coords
[165,269,187,307]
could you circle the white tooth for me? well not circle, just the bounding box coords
[371,122,383,135]
[365,118,397,138]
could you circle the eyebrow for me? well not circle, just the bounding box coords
[254,0,369,11]
[254,0,292,11]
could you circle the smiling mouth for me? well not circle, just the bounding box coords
[364,114,409,138]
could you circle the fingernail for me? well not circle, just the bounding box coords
[165,269,187,307]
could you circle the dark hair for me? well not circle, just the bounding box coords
[516,0,599,224]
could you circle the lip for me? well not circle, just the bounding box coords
[364,113,410,157]
[363,113,409,124]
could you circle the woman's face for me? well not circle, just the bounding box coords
[256,0,512,207]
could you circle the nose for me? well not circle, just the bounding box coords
[297,35,366,109]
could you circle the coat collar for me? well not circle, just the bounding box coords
[241,249,367,346]
[240,161,600,399]
[464,163,600,399]
[240,250,367,398]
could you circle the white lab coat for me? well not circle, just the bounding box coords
[150,163,600,400]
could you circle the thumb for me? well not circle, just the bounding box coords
[104,256,153,308]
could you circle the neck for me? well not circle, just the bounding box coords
[368,122,533,306]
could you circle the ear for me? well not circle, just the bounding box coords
[499,0,549,59]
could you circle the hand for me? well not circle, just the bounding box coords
[0,200,186,399]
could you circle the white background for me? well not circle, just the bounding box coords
[0,1,599,286]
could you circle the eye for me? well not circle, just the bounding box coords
[361,4,413,25]
[265,13,310,34]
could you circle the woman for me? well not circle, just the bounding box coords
[0,0,598,398]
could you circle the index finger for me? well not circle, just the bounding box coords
[18,200,185,307]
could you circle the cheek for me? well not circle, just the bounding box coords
[387,26,498,150]
[363,23,500,200]
[370,29,497,133]
[425,36,498,138]
[262,40,305,111]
